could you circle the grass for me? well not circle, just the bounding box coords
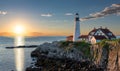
[59,41,91,58]
[97,39,120,49]
[74,41,91,57]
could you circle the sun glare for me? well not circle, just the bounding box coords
[14,25,25,35]
[14,36,25,71]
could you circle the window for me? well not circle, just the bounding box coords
[108,33,112,36]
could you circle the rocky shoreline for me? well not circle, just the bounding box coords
[26,39,120,71]
[26,55,103,71]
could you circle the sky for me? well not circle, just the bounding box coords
[0,0,120,36]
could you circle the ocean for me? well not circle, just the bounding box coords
[0,36,66,71]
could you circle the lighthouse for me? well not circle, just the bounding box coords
[73,13,80,41]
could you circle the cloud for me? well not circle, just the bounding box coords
[0,11,7,15]
[41,13,52,17]
[80,4,120,21]
[65,13,73,16]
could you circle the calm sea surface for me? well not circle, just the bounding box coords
[0,36,65,71]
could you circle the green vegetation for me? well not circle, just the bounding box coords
[59,39,120,59]
[90,39,120,69]
[59,41,73,48]
[59,41,91,58]
[97,39,120,49]
[97,39,110,50]
[74,41,91,57]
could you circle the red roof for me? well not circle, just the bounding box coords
[100,28,116,39]
[66,35,73,41]
[89,27,116,39]
[66,35,73,38]
[67,35,88,38]
[79,35,88,38]
[88,28,96,35]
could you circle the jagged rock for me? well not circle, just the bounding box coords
[91,39,120,71]
[26,39,120,71]
[26,41,104,71]
[33,41,84,61]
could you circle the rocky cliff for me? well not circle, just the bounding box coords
[91,39,120,71]
[26,39,120,71]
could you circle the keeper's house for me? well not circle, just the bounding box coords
[67,27,116,44]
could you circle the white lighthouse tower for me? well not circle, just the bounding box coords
[73,13,80,41]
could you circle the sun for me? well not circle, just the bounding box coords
[14,25,25,35]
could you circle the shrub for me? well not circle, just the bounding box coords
[59,41,73,48]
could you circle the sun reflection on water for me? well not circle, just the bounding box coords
[14,36,25,71]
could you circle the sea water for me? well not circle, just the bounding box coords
[0,36,65,71]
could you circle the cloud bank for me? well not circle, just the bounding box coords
[0,11,7,15]
[41,13,52,17]
[80,4,120,21]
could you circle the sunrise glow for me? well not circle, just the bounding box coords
[13,25,25,36]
